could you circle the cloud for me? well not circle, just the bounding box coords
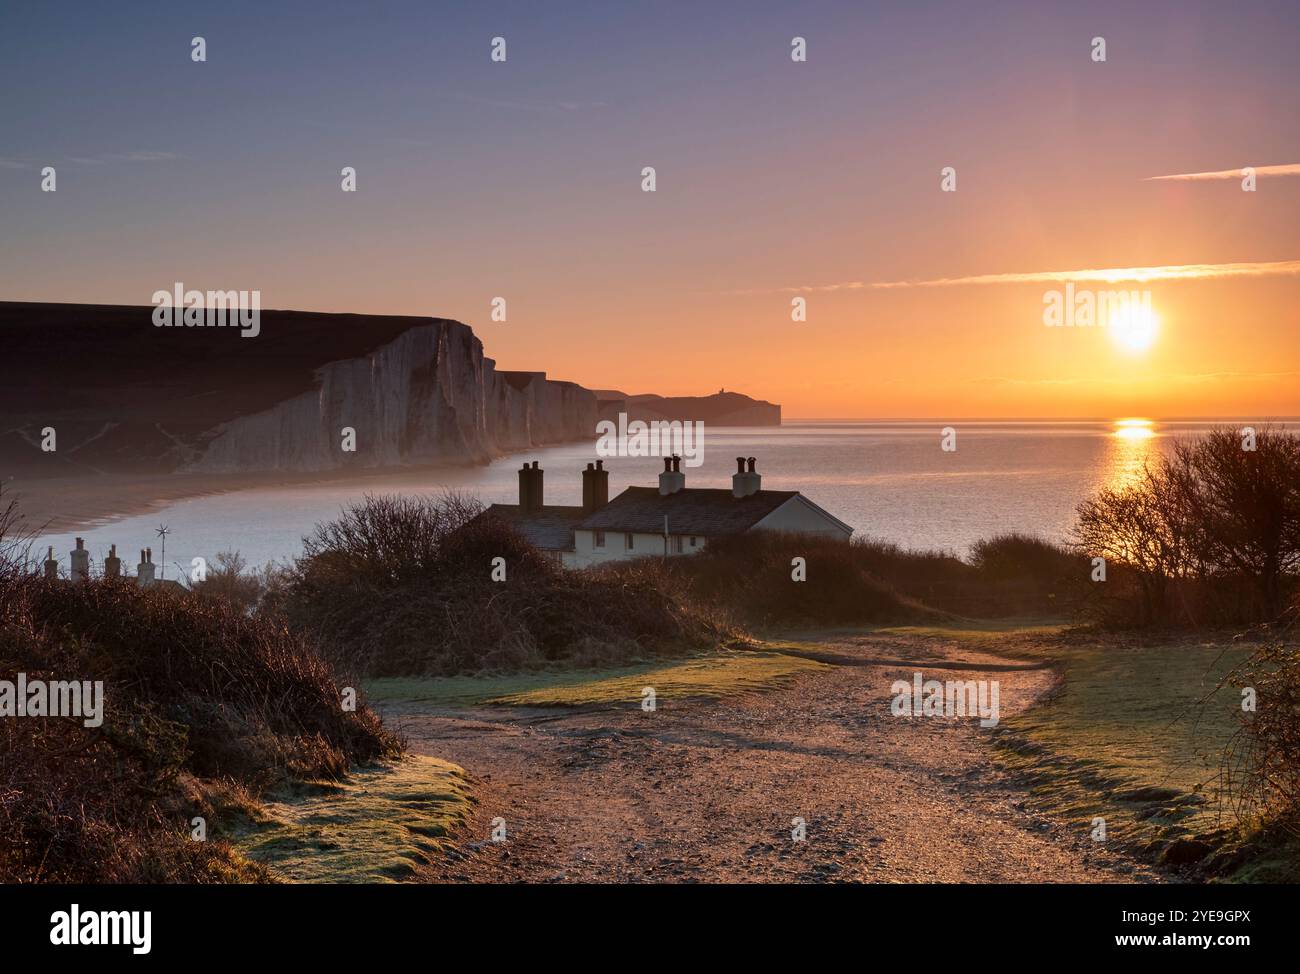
[965,371,1300,388]
[1144,163,1300,181]
[102,151,180,162]
[759,260,1300,293]
[442,92,607,114]
[0,158,30,169]
[64,151,181,166]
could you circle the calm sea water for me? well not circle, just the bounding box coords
[31,420,1261,574]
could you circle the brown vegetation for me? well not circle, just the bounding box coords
[265,493,731,676]
[0,491,398,883]
[1073,426,1300,627]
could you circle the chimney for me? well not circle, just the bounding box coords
[137,547,156,588]
[582,459,610,514]
[518,461,543,512]
[518,463,531,509]
[43,545,57,580]
[732,456,761,498]
[70,537,89,582]
[658,455,685,495]
[104,544,121,579]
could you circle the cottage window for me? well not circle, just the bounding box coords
[673,535,684,554]
[625,533,634,550]
[594,530,606,548]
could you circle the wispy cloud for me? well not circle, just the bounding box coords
[441,92,608,114]
[0,158,30,170]
[101,151,180,162]
[61,151,181,166]
[1145,163,1300,181]
[757,260,1300,294]
[966,370,1300,388]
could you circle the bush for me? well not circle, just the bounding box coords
[0,497,399,882]
[662,531,934,627]
[268,494,730,675]
[1224,603,1300,830]
[188,550,272,612]
[1073,427,1300,627]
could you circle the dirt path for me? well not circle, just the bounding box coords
[387,631,1161,883]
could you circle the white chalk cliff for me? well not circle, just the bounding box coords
[186,321,598,473]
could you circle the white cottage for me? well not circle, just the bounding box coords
[481,456,852,568]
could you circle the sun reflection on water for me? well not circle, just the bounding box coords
[1107,418,1158,490]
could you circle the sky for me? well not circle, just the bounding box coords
[2,0,1297,419]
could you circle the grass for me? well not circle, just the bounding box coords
[367,649,827,710]
[869,619,1070,645]
[987,631,1270,874]
[231,756,474,883]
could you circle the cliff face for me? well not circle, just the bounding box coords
[187,323,599,473]
[0,303,779,479]
[0,303,599,478]
[595,391,781,427]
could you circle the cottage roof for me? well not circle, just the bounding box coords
[574,486,798,537]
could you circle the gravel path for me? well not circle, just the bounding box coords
[391,631,1161,883]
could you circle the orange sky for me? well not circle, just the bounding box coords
[2,3,1297,418]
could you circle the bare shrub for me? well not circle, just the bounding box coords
[1223,605,1300,829]
[269,494,728,676]
[1072,426,1300,627]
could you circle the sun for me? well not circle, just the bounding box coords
[1109,303,1159,352]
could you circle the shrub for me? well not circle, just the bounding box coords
[1073,426,1300,627]
[268,494,730,675]
[0,496,399,882]
[1224,603,1300,830]
[662,531,933,627]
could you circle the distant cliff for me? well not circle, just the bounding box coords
[594,391,781,427]
[0,303,780,479]
[0,303,596,477]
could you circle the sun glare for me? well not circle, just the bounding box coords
[1114,418,1155,440]
[1109,304,1159,352]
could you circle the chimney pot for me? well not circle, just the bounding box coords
[733,456,760,498]
[70,539,90,582]
[519,461,543,511]
[582,458,609,513]
[104,544,122,579]
[659,456,685,495]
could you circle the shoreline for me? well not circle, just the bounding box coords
[4,462,497,536]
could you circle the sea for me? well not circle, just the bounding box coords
[28,420,1276,574]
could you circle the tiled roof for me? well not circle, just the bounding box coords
[481,504,586,551]
[575,487,798,537]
